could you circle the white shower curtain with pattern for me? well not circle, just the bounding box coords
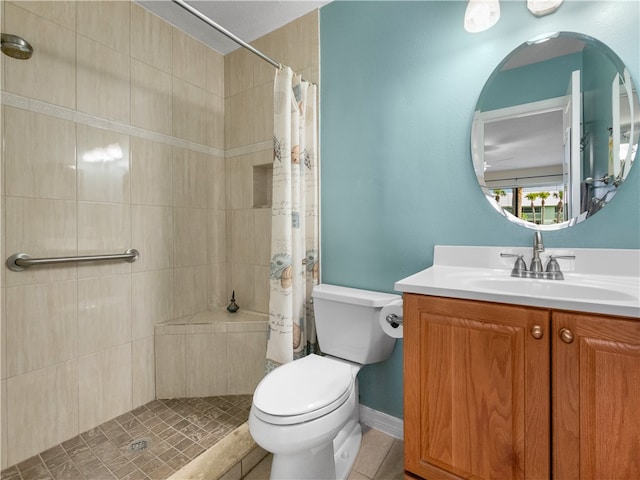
[266,67,319,371]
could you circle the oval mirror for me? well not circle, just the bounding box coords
[472,31,639,230]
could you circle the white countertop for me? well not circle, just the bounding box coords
[394,246,640,319]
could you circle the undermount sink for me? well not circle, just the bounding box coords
[460,275,638,302]
[394,246,640,318]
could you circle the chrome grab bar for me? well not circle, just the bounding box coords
[6,248,139,272]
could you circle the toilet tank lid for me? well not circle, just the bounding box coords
[312,284,401,307]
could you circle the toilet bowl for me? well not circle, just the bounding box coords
[249,354,362,479]
[249,284,401,480]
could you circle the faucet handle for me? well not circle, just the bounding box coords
[500,253,528,277]
[546,254,576,268]
[545,254,576,280]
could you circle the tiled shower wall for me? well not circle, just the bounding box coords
[0,0,226,468]
[224,11,319,313]
[0,0,319,470]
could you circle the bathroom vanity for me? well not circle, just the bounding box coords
[396,246,640,480]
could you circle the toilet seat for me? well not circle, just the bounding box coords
[252,354,355,426]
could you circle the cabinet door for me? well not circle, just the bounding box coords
[552,311,640,480]
[404,294,550,480]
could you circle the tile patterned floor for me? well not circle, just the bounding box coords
[1,395,252,480]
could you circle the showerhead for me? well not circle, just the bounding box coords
[1,33,33,60]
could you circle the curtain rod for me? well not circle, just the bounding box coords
[172,0,282,69]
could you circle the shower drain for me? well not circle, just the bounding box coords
[126,437,151,453]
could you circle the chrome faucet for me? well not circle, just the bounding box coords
[530,231,544,276]
[501,232,574,280]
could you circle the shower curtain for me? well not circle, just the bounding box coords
[266,67,319,371]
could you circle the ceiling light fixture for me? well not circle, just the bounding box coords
[464,0,501,33]
[527,0,564,17]
[464,0,563,33]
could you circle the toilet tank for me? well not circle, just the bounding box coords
[312,284,401,365]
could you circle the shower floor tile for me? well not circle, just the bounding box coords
[1,395,252,480]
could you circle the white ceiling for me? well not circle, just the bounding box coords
[137,0,331,55]
[484,110,564,173]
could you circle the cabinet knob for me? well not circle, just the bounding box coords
[559,328,574,344]
[530,325,544,340]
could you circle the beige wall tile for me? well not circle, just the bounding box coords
[78,344,132,432]
[77,0,130,54]
[207,93,225,149]
[185,333,227,396]
[1,379,7,470]
[228,209,254,264]
[155,333,185,399]
[253,208,272,266]
[173,265,208,318]
[132,205,174,272]
[253,82,274,145]
[9,1,76,30]
[208,263,228,310]
[173,148,208,208]
[225,156,254,210]
[174,207,207,268]
[131,60,173,135]
[227,331,267,394]
[224,48,254,98]
[6,280,77,376]
[172,28,207,89]
[225,83,272,149]
[132,336,155,409]
[76,124,130,204]
[155,324,185,336]
[132,269,174,340]
[130,3,173,73]
[227,263,255,313]
[3,3,76,108]
[279,11,319,73]
[251,30,285,87]
[6,361,79,466]
[77,202,132,278]
[130,137,174,207]
[77,37,130,123]
[206,48,225,96]
[1,289,6,381]
[253,265,270,314]
[4,108,76,200]
[208,210,227,265]
[172,77,207,144]
[4,197,77,288]
[78,274,132,356]
[207,155,226,210]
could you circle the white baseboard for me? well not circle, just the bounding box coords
[358,404,404,440]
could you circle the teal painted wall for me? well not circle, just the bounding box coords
[319,1,640,419]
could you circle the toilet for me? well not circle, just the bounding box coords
[249,284,401,480]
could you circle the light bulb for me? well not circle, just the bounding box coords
[527,0,563,17]
[464,0,501,33]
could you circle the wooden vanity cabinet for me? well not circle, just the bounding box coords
[552,311,640,480]
[403,293,640,480]
[403,294,551,480]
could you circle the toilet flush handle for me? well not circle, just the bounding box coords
[386,313,403,329]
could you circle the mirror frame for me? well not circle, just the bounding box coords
[471,31,639,230]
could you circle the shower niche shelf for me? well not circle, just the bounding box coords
[253,163,273,208]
